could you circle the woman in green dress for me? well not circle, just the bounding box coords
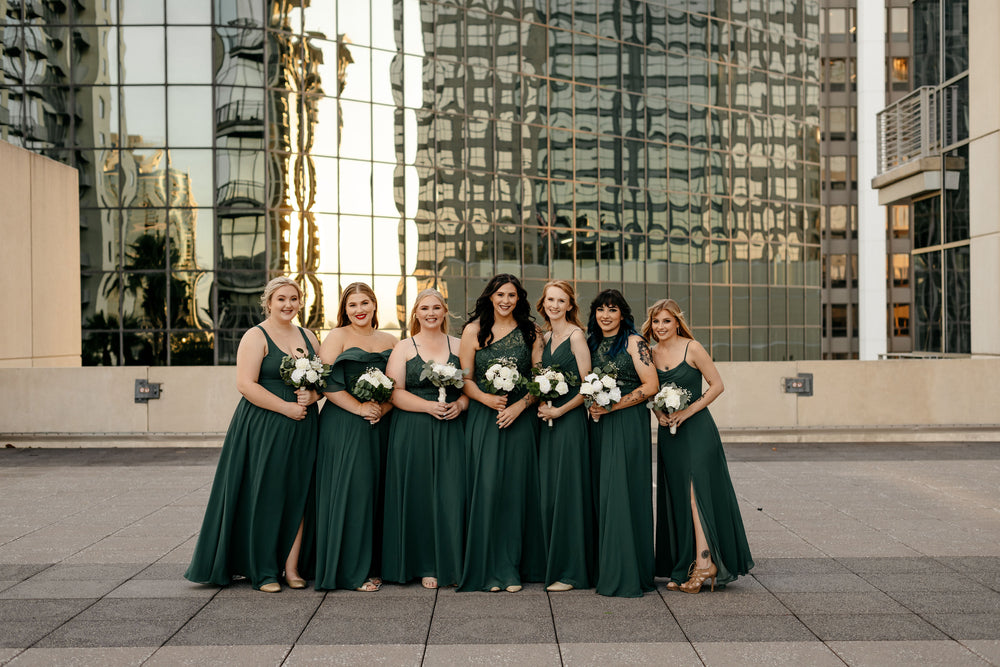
[382,288,469,589]
[533,280,594,592]
[314,282,397,592]
[185,276,321,593]
[459,274,546,592]
[586,289,659,598]
[644,299,753,593]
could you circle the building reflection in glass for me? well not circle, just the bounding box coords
[1,0,823,363]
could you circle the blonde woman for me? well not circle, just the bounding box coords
[643,299,753,594]
[382,289,469,589]
[533,281,594,592]
[314,282,397,592]
[186,276,321,593]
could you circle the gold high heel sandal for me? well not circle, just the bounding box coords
[679,563,717,594]
[666,562,696,591]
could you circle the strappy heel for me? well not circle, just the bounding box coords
[679,562,717,594]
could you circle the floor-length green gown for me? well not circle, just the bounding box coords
[381,340,466,586]
[655,342,754,585]
[185,326,319,589]
[459,328,546,591]
[591,336,654,598]
[538,336,594,589]
[314,347,392,590]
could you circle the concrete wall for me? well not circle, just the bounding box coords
[2,360,998,446]
[0,141,81,367]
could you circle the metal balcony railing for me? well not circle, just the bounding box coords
[216,179,265,206]
[876,86,939,175]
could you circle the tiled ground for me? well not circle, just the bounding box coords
[0,443,998,665]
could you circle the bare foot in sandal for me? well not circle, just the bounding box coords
[356,579,379,592]
[421,577,438,589]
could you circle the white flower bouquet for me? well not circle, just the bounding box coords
[418,359,465,402]
[524,365,575,427]
[578,363,621,422]
[482,357,520,395]
[279,348,331,391]
[352,367,395,403]
[649,382,692,435]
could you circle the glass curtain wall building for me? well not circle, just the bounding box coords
[1,0,822,365]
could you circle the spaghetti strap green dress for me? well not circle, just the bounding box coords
[459,328,546,591]
[655,343,754,585]
[381,340,467,586]
[185,326,319,589]
[314,347,392,590]
[591,336,654,598]
[538,336,594,589]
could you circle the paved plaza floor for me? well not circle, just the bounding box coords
[0,442,998,666]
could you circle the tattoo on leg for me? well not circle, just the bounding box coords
[701,549,710,560]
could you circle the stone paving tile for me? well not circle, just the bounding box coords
[105,578,218,598]
[6,646,157,665]
[130,562,193,580]
[427,590,556,645]
[19,564,144,581]
[298,594,434,645]
[71,597,206,622]
[35,618,186,648]
[860,573,996,594]
[835,556,962,575]
[750,557,852,575]
[674,614,816,643]
[548,591,684,643]
[663,588,790,616]
[962,640,1000,665]
[774,591,908,615]
[827,639,990,666]
[167,614,312,647]
[693,641,844,666]
[0,599,94,623]
[0,578,124,600]
[285,644,423,665]
[890,590,1000,614]
[423,643,561,665]
[0,565,50,582]
[924,614,1000,641]
[0,622,67,649]
[754,572,880,593]
[146,644,293,666]
[559,642,702,666]
[798,613,948,642]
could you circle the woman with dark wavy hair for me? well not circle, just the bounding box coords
[458,274,546,592]
[585,289,659,597]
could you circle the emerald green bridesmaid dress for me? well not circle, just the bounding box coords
[591,336,654,597]
[655,342,754,585]
[459,328,546,591]
[314,347,392,590]
[381,340,466,586]
[538,336,594,589]
[185,326,319,589]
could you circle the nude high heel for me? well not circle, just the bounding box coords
[679,562,717,594]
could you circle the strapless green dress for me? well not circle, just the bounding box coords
[185,326,319,589]
[590,336,654,597]
[459,328,546,591]
[538,336,594,589]
[314,347,392,590]
[381,341,467,586]
[655,343,754,585]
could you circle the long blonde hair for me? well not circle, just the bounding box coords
[336,282,379,329]
[535,280,584,330]
[409,288,449,336]
[641,299,694,342]
[260,276,302,316]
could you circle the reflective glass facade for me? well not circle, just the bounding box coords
[1,0,822,364]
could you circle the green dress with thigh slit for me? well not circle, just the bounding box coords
[185,326,319,589]
[655,342,754,585]
[538,336,594,589]
[591,335,654,598]
[459,328,546,591]
[314,347,392,590]
[381,340,467,586]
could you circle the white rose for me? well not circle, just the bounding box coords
[579,383,595,396]
[609,387,622,402]
[380,376,393,388]
[295,357,311,370]
[502,379,515,392]
[537,376,551,394]
[486,366,497,381]
[583,373,598,384]
[595,393,611,406]
[305,369,319,384]
[310,358,324,371]
[555,381,569,395]
[291,368,306,383]
[554,372,565,383]
[498,366,513,381]
[664,394,680,409]
[440,365,456,378]
[601,375,616,389]
[590,380,605,394]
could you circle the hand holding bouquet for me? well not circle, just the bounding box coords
[524,365,575,427]
[419,359,465,402]
[482,357,520,395]
[279,348,331,391]
[649,382,692,434]
[353,367,395,403]
[578,364,621,422]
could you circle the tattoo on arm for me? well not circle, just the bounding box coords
[636,339,653,366]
